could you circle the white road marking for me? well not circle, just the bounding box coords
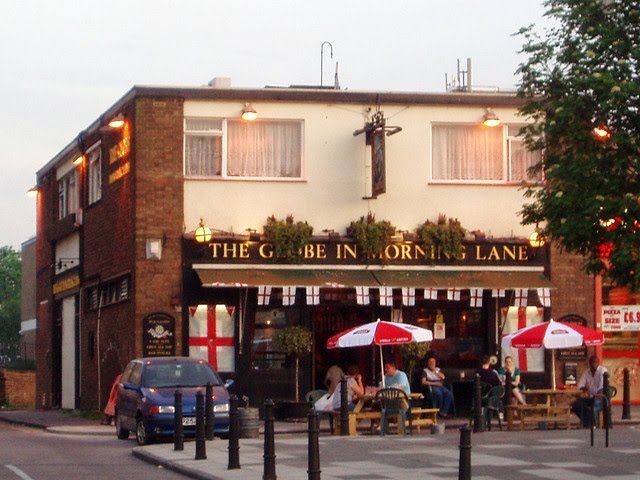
[5,465,35,480]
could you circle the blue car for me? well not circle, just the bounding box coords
[115,356,233,445]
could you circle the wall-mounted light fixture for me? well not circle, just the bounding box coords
[529,229,545,248]
[146,239,163,261]
[592,124,612,140]
[482,109,500,127]
[195,218,212,243]
[27,186,39,197]
[241,103,258,121]
[73,155,84,166]
[108,114,125,129]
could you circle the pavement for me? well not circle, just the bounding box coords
[1,406,640,479]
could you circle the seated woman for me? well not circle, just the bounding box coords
[421,356,454,418]
[332,365,365,411]
[498,356,526,405]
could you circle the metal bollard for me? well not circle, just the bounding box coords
[205,383,215,441]
[263,399,277,480]
[603,371,611,448]
[174,389,184,451]
[228,394,240,470]
[195,390,207,460]
[339,376,349,436]
[472,374,483,433]
[622,367,631,420]
[307,407,321,480]
[458,424,472,480]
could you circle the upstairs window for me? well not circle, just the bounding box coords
[431,124,541,183]
[87,143,102,205]
[58,170,78,220]
[185,117,303,179]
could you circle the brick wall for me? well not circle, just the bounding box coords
[1,369,36,408]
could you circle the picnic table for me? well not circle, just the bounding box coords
[505,388,584,430]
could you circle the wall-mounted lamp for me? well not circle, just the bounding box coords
[146,239,163,261]
[73,155,84,166]
[482,109,500,127]
[108,114,125,129]
[241,103,258,121]
[195,218,212,243]
[27,186,39,197]
[592,124,612,140]
[529,230,546,248]
[246,228,261,241]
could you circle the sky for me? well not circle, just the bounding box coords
[0,0,549,250]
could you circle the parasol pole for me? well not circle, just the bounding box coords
[551,349,556,390]
[379,345,385,387]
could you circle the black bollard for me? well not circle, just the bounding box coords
[458,424,472,480]
[307,407,321,480]
[228,394,240,470]
[622,367,631,420]
[263,399,277,480]
[472,374,484,433]
[603,371,611,448]
[339,376,349,436]
[195,390,207,460]
[205,383,215,441]
[174,389,184,451]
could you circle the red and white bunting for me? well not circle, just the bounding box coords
[469,288,483,308]
[447,288,461,301]
[355,286,370,305]
[424,288,438,300]
[282,286,296,306]
[306,286,320,305]
[379,287,394,307]
[257,286,272,305]
[537,288,551,307]
[514,288,528,307]
[402,288,415,306]
[492,289,506,298]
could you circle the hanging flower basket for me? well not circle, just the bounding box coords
[347,212,396,260]
[263,215,313,263]
[416,214,466,260]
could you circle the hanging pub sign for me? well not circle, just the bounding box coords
[371,125,386,197]
[602,304,640,331]
[143,312,175,357]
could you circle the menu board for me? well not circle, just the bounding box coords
[143,312,175,357]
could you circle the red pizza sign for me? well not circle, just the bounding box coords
[601,305,640,331]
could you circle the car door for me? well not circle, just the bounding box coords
[117,361,143,430]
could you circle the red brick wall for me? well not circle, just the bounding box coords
[1,369,36,408]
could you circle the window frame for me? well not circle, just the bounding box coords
[430,122,541,185]
[184,117,305,181]
[57,170,78,220]
[86,141,102,205]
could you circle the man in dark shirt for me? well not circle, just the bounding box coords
[475,355,502,386]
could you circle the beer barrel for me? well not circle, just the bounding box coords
[238,407,260,438]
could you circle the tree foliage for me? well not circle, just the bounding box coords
[517,0,640,290]
[0,246,21,349]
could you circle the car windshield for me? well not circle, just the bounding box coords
[143,361,221,388]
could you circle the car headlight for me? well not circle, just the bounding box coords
[213,403,229,413]
[148,405,175,414]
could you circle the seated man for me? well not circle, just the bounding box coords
[474,354,502,386]
[421,356,454,418]
[571,355,607,428]
[383,361,411,393]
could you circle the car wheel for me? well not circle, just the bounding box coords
[116,413,129,440]
[136,417,151,446]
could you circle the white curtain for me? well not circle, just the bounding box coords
[432,124,504,180]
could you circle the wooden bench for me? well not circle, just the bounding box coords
[332,410,381,435]
[516,404,571,430]
[407,408,439,432]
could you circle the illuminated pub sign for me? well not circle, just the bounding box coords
[185,238,544,267]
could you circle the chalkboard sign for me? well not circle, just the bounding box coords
[143,312,175,357]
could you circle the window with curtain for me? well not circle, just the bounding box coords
[87,142,102,205]
[184,117,303,179]
[432,124,541,183]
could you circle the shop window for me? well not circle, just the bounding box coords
[431,124,541,183]
[87,142,102,205]
[251,308,288,370]
[184,117,303,179]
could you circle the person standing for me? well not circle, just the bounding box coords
[421,356,454,417]
[571,355,607,428]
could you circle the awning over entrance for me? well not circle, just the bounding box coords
[195,268,377,288]
[195,267,554,290]
[372,270,554,289]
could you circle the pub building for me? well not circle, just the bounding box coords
[32,78,621,413]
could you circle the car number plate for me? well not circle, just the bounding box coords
[182,417,196,426]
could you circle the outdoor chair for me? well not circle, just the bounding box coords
[421,383,456,416]
[305,389,333,432]
[375,387,413,436]
[469,383,505,431]
[592,385,617,429]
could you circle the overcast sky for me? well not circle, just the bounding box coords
[0,0,548,250]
